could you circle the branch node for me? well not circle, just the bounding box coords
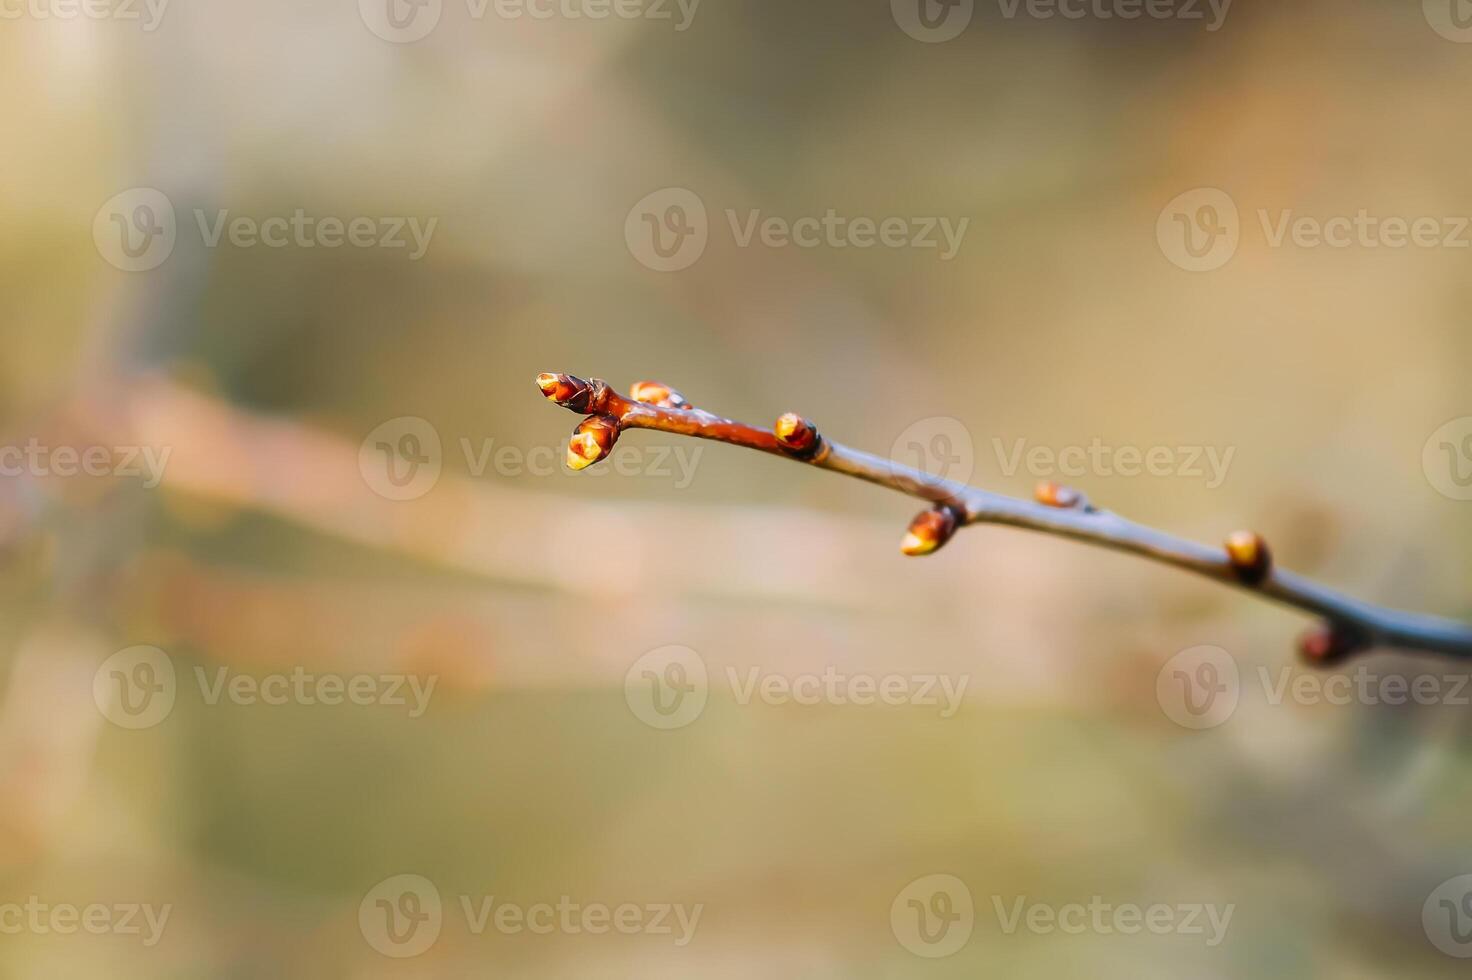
[629,381,690,410]
[1224,530,1272,585]
[1035,481,1090,511]
[773,413,822,459]
[901,506,960,557]
[1298,622,1368,667]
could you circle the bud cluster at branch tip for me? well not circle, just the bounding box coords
[901,506,960,557]
[773,413,820,456]
[1224,530,1272,585]
[629,381,690,409]
[536,372,597,414]
[1035,481,1087,510]
[566,414,620,471]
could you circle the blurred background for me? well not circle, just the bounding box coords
[2,0,1472,975]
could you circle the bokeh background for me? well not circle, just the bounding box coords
[3,0,1472,975]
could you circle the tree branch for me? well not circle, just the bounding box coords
[537,373,1472,663]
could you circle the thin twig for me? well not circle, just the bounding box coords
[537,373,1472,662]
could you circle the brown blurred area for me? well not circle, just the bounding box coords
[1,0,1471,976]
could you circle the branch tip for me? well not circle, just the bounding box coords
[536,372,597,414]
[566,415,620,471]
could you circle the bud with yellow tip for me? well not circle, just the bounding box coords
[1035,481,1085,510]
[536,373,596,413]
[629,380,690,409]
[773,413,819,456]
[566,415,620,471]
[1224,530,1272,585]
[901,506,960,557]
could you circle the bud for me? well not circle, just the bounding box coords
[901,506,959,557]
[629,381,690,410]
[536,373,596,413]
[1298,623,1363,666]
[1035,481,1085,509]
[773,413,819,455]
[1224,530,1272,585]
[566,415,620,471]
